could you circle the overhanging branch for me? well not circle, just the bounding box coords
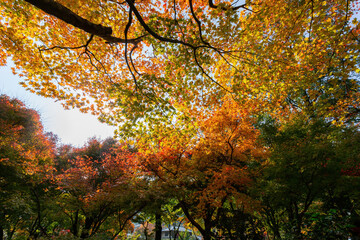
[24,0,142,44]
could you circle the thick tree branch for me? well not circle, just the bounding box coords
[179,201,207,237]
[24,0,142,44]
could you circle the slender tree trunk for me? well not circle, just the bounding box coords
[295,216,303,240]
[72,210,79,237]
[0,211,5,240]
[144,226,149,240]
[0,224,3,240]
[155,211,162,240]
[203,207,213,240]
[80,216,93,238]
[180,201,213,240]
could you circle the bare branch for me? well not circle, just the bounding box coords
[37,47,55,75]
[39,34,94,51]
[86,49,114,83]
[193,48,231,93]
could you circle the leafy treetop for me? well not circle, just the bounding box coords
[0,0,359,139]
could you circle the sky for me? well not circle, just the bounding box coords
[0,66,116,147]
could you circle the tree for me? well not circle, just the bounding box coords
[136,96,267,239]
[0,0,358,139]
[0,94,56,239]
[255,115,360,239]
[55,138,144,239]
[1,0,360,238]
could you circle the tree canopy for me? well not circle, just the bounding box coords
[0,95,56,240]
[1,0,360,239]
[1,0,359,140]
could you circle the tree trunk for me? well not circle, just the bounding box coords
[155,212,162,240]
[80,216,93,238]
[72,210,79,236]
[202,232,212,240]
[0,224,3,240]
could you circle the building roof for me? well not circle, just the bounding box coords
[162,226,192,232]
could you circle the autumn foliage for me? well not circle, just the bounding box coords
[0,0,359,137]
[1,0,360,239]
[0,95,55,239]
[134,97,267,239]
[0,95,55,176]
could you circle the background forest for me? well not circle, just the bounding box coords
[1,0,360,239]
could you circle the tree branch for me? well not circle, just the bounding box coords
[193,48,231,92]
[24,0,142,44]
[208,0,247,11]
[124,8,139,88]
[125,0,196,48]
[189,0,209,45]
[39,34,94,51]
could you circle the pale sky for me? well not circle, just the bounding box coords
[0,66,116,147]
